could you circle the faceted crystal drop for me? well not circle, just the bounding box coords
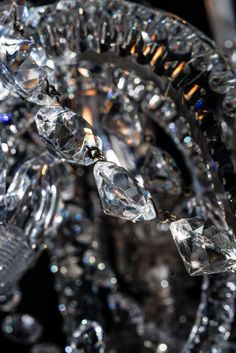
[93,161,156,222]
[142,147,182,195]
[223,89,236,118]
[209,64,236,94]
[2,313,42,344]
[102,92,142,147]
[170,217,236,276]
[35,107,103,166]
[30,343,62,353]
[70,320,105,353]
[0,37,54,97]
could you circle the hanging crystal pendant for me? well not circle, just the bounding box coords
[170,217,236,275]
[93,161,156,222]
[0,37,54,97]
[35,106,103,166]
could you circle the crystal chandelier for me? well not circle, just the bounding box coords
[0,0,236,353]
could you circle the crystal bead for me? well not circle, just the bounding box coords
[168,23,194,55]
[144,95,177,122]
[102,92,142,147]
[209,64,236,94]
[0,37,54,97]
[142,147,182,195]
[93,161,156,222]
[35,107,103,166]
[70,320,105,353]
[2,313,42,344]
[191,41,219,71]
[170,217,236,276]
[30,343,62,353]
[223,89,236,118]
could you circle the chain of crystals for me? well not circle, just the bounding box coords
[0,0,234,352]
[24,0,236,218]
[1,0,235,261]
[181,274,236,353]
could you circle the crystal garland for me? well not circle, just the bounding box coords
[0,1,235,353]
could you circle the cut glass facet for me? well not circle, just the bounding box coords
[94,161,156,222]
[170,217,236,276]
[35,107,103,166]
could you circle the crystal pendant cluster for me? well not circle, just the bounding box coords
[0,0,236,353]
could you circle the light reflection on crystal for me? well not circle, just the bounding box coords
[35,106,103,166]
[94,161,156,222]
[170,217,236,275]
[0,1,235,353]
[0,38,54,97]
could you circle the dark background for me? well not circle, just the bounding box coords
[0,0,222,352]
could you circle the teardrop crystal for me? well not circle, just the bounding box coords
[93,161,156,222]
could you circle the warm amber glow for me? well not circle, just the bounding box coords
[81,89,97,96]
[143,45,151,56]
[197,110,208,121]
[184,85,199,100]
[130,44,137,55]
[171,62,186,78]
[150,46,164,65]
[41,164,48,176]
[82,106,93,125]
